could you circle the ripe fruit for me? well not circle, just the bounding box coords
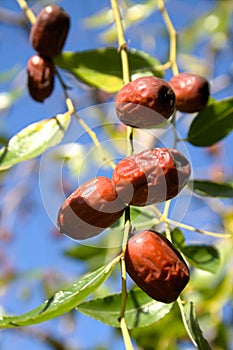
[57,177,125,240]
[30,5,70,58]
[125,230,190,303]
[27,55,54,102]
[115,76,176,128]
[169,72,210,113]
[112,148,190,206]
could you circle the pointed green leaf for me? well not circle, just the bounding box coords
[54,48,163,93]
[192,179,233,198]
[187,97,233,146]
[77,288,173,329]
[0,259,118,329]
[182,244,220,273]
[0,113,71,171]
[183,302,212,350]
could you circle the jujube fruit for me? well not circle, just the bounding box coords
[27,55,54,102]
[30,4,70,58]
[115,76,176,128]
[169,72,210,113]
[57,177,125,240]
[125,230,190,303]
[112,148,190,206]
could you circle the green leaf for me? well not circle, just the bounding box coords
[183,302,212,350]
[187,97,233,146]
[192,180,233,198]
[0,259,118,328]
[54,48,163,93]
[0,113,71,171]
[182,244,220,273]
[170,228,186,249]
[77,288,173,329]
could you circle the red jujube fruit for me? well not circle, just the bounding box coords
[112,148,191,206]
[115,76,176,128]
[27,55,54,102]
[57,177,125,240]
[169,72,210,113]
[125,230,190,303]
[30,4,70,58]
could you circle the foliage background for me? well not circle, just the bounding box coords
[0,0,233,349]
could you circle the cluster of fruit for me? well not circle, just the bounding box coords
[29,4,210,304]
[56,70,210,302]
[27,5,70,102]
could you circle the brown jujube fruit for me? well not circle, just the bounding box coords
[169,72,210,113]
[27,55,54,102]
[30,5,70,58]
[112,148,190,206]
[57,177,125,240]
[125,230,190,303]
[115,76,176,128]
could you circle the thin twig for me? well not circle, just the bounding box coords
[110,1,135,348]
[118,207,134,350]
[157,0,179,76]
[56,68,116,170]
[150,205,231,238]
[16,0,36,24]
[110,0,134,156]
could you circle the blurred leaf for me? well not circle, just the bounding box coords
[84,1,156,43]
[77,288,173,329]
[223,210,233,236]
[0,259,118,328]
[179,2,233,51]
[0,113,71,171]
[182,244,220,273]
[0,66,21,83]
[0,88,23,112]
[50,142,87,177]
[55,48,163,93]
[188,97,233,146]
[131,303,184,350]
[83,7,113,28]
[170,228,185,249]
[0,136,8,146]
[171,228,220,273]
[64,245,106,261]
[192,180,233,198]
[183,302,212,350]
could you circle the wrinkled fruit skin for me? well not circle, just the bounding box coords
[30,5,70,58]
[169,72,210,113]
[125,230,190,303]
[57,177,125,240]
[115,76,176,128]
[112,148,191,206]
[27,55,54,102]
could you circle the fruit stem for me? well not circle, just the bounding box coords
[157,0,179,76]
[16,0,36,24]
[118,206,134,350]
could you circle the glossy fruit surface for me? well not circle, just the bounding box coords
[169,72,210,113]
[112,148,190,206]
[27,55,54,102]
[115,76,176,128]
[57,177,125,240]
[125,230,190,303]
[30,4,70,58]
